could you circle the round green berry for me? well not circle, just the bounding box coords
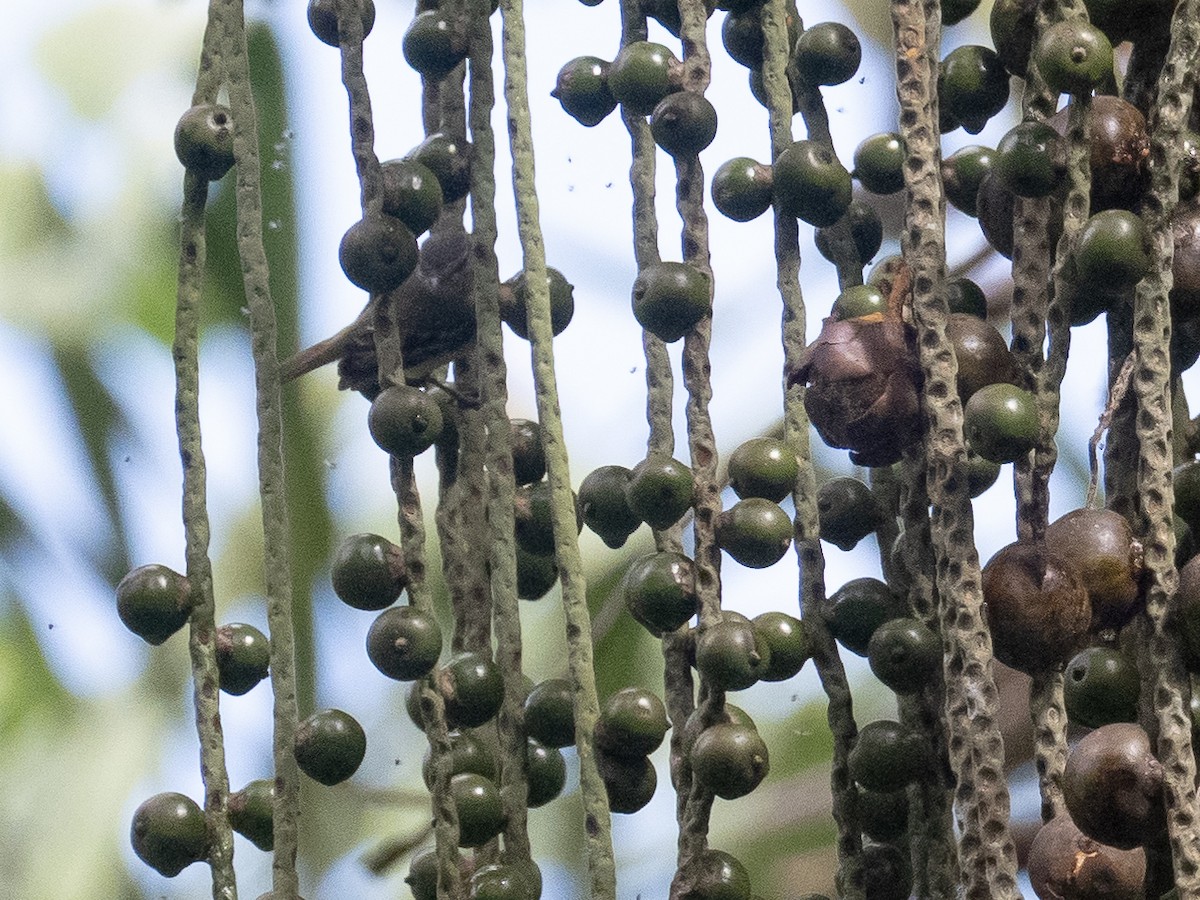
[116,563,193,646]
[216,622,271,695]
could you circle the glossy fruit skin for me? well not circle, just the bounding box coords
[579,465,642,549]
[853,133,905,195]
[831,284,888,321]
[440,651,505,727]
[130,791,208,876]
[403,11,468,79]
[526,737,567,808]
[773,140,853,227]
[622,551,699,635]
[711,157,773,222]
[501,267,575,340]
[405,849,440,900]
[552,56,617,127]
[607,41,681,116]
[595,687,670,757]
[407,132,472,203]
[858,786,909,843]
[450,773,506,847]
[379,158,443,237]
[626,455,695,530]
[331,532,406,611]
[847,719,927,792]
[524,677,576,748]
[516,547,558,601]
[307,0,375,46]
[817,476,880,550]
[228,779,274,851]
[981,542,1092,674]
[866,617,938,696]
[941,145,994,216]
[690,721,770,799]
[422,730,497,789]
[965,450,1003,497]
[680,849,752,900]
[650,91,718,158]
[216,623,271,695]
[752,611,811,681]
[995,122,1067,198]
[716,498,793,568]
[827,578,901,656]
[1063,646,1139,728]
[174,104,235,180]
[510,419,547,486]
[794,22,862,86]
[1074,209,1151,292]
[366,606,442,681]
[990,0,1038,76]
[721,6,782,68]
[939,45,1010,134]
[368,384,445,457]
[947,313,1019,402]
[597,749,658,813]
[963,382,1039,463]
[940,276,988,318]
[1027,812,1146,900]
[814,199,884,267]
[631,260,711,342]
[116,563,193,645]
[1035,20,1114,96]
[515,481,582,555]
[727,437,799,503]
[1050,96,1149,213]
[469,862,541,900]
[975,171,1017,258]
[294,708,366,785]
[1063,722,1165,849]
[1045,508,1141,627]
[695,615,771,690]
[339,214,419,294]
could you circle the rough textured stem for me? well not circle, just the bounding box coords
[1132,4,1200,890]
[762,0,862,892]
[498,1,616,895]
[335,0,382,216]
[890,0,1020,896]
[217,0,300,893]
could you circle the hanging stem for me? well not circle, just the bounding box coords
[498,0,616,895]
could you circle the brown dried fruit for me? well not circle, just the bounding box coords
[1027,812,1145,900]
[1063,722,1165,850]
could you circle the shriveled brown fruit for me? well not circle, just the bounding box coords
[1044,508,1142,628]
[789,317,923,467]
[1050,96,1149,212]
[981,542,1091,674]
[1063,722,1166,850]
[945,312,1018,402]
[1027,812,1145,900]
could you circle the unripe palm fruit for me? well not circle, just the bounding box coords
[552,56,617,127]
[215,622,271,695]
[579,465,642,548]
[439,651,505,728]
[116,563,193,645]
[524,677,576,748]
[965,450,1003,497]
[855,843,914,900]
[379,158,443,237]
[595,686,670,758]
[940,276,989,318]
[679,848,752,900]
[728,437,799,503]
[330,532,407,611]
[626,454,695,530]
[990,0,1038,76]
[130,792,208,877]
[793,22,862,86]
[307,0,375,46]
[1044,508,1142,628]
[773,140,853,227]
[1175,552,1200,667]
[814,199,884,268]
[622,551,699,636]
[867,617,940,694]
[526,738,567,808]
[294,708,367,785]
[631,260,711,342]
[228,779,274,851]
[828,578,902,656]
[366,606,442,681]
[847,719,927,792]
[422,730,497,788]
[831,284,887,321]
[596,749,657,814]
[1063,646,1140,728]
[450,773,506,847]
[995,121,1067,199]
[1035,20,1114,97]
[402,10,468,80]
[941,145,994,216]
[500,267,575,340]
[938,45,1010,135]
[516,547,558,601]
[1027,812,1146,900]
[1074,209,1151,292]
[695,615,771,691]
[514,480,583,555]
[941,0,982,25]
[946,313,1019,402]
[1063,722,1165,849]
[817,476,880,551]
[690,721,770,800]
[752,611,810,681]
[607,41,681,116]
[858,786,909,843]
[407,132,472,203]
[975,171,1017,259]
[853,132,905,195]
[470,861,541,900]
[174,104,235,181]
[963,382,1039,463]
[650,91,718,158]
[368,384,444,457]
[510,418,547,486]
[339,214,419,294]
[716,498,793,568]
[981,541,1091,674]
[405,849,441,900]
[711,157,773,222]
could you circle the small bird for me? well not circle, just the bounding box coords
[283,224,476,398]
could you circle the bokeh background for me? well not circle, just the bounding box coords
[0,1,1159,897]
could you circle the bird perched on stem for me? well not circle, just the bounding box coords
[283,224,476,398]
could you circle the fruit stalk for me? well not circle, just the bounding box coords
[890,0,1022,895]
[498,0,617,895]
[762,0,864,891]
[1131,0,1200,889]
